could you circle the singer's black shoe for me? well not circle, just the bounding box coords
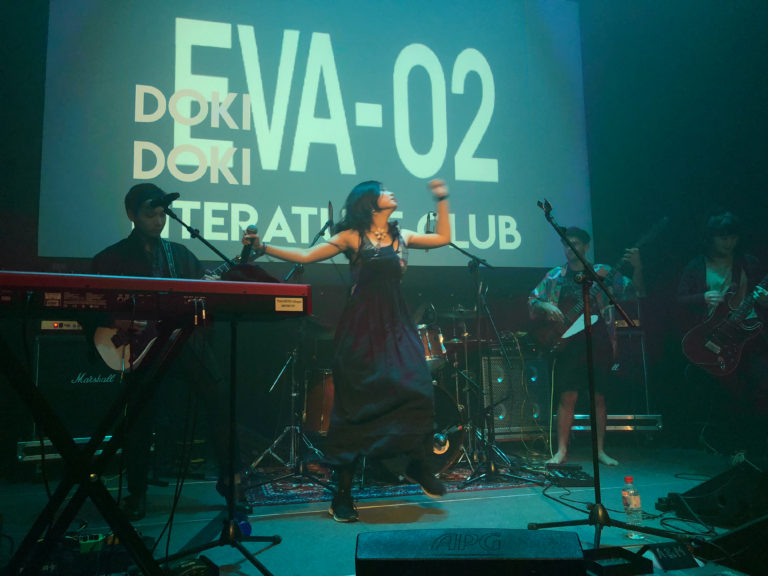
[406,460,446,498]
[329,492,358,523]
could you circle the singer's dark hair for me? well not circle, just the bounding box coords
[334,180,398,239]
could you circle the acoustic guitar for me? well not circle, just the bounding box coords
[94,250,260,372]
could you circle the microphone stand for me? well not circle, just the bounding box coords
[450,246,528,487]
[163,206,235,267]
[527,200,684,548]
[248,215,334,493]
[283,213,332,282]
[159,205,281,575]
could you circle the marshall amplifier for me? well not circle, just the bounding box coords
[17,332,124,462]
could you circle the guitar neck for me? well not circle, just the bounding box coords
[560,266,619,322]
[556,216,667,322]
[729,273,768,324]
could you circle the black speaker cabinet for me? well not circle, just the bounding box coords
[693,513,768,574]
[356,528,584,576]
[481,356,551,439]
[30,333,124,440]
[667,462,768,528]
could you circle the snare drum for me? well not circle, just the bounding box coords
[417,324,447,372]
[304,369,334,435]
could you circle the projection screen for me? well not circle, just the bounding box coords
[38,0,591,267]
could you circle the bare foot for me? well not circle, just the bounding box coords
[545,452,566,465]
[598,452,618,466]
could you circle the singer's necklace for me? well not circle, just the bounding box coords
[371,226,388,243]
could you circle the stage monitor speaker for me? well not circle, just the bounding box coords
[30,333,124,440]
[481,356,550,439]
[693,513,768,574]
[355,528,584,576]
[666,462,768,528]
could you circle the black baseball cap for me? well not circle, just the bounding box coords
[124,183,169,215]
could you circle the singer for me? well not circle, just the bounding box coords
[242,179,451,522]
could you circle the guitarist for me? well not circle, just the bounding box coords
[91,183,234,520]
[676,212,768,448]
[528,226,644,466]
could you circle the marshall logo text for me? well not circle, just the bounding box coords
[71,372,119,384]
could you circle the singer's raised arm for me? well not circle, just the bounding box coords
[401,179,451,249]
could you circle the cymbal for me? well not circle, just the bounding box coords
[500,331,528,339]
[444,337,484,347]
[439,308,477,319]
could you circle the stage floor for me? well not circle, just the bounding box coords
[0,437,754,575]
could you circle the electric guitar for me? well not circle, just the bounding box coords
[682,272,767,376]
[94,252,258,372]
[531,217,668,353]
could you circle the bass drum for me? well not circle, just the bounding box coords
[428,384,467,474]
[304,369,334,436]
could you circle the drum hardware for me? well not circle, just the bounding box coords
[245,349,333,493]
[451,257,529,487]
[440,351,483,471]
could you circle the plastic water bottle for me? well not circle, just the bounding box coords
[621,475,643,540]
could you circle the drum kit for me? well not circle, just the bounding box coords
[305,304,530,476]
[254,305,529,482]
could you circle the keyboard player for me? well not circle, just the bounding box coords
[91,183,235,520]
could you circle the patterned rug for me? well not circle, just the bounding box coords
[244,460,546,506]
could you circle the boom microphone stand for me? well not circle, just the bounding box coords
[447,246,525,487]
[527,199,683,547]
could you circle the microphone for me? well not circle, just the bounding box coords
[318,201,334,237]
[433,424,464,455]
[536,199,552,214]
[149,192,180,209]
[240,225,258,263]
[433,434,449,455]
[425,211,435,253]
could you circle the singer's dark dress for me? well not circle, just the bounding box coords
[325,234,434,466]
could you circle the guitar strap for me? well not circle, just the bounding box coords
[161,239,178,278]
